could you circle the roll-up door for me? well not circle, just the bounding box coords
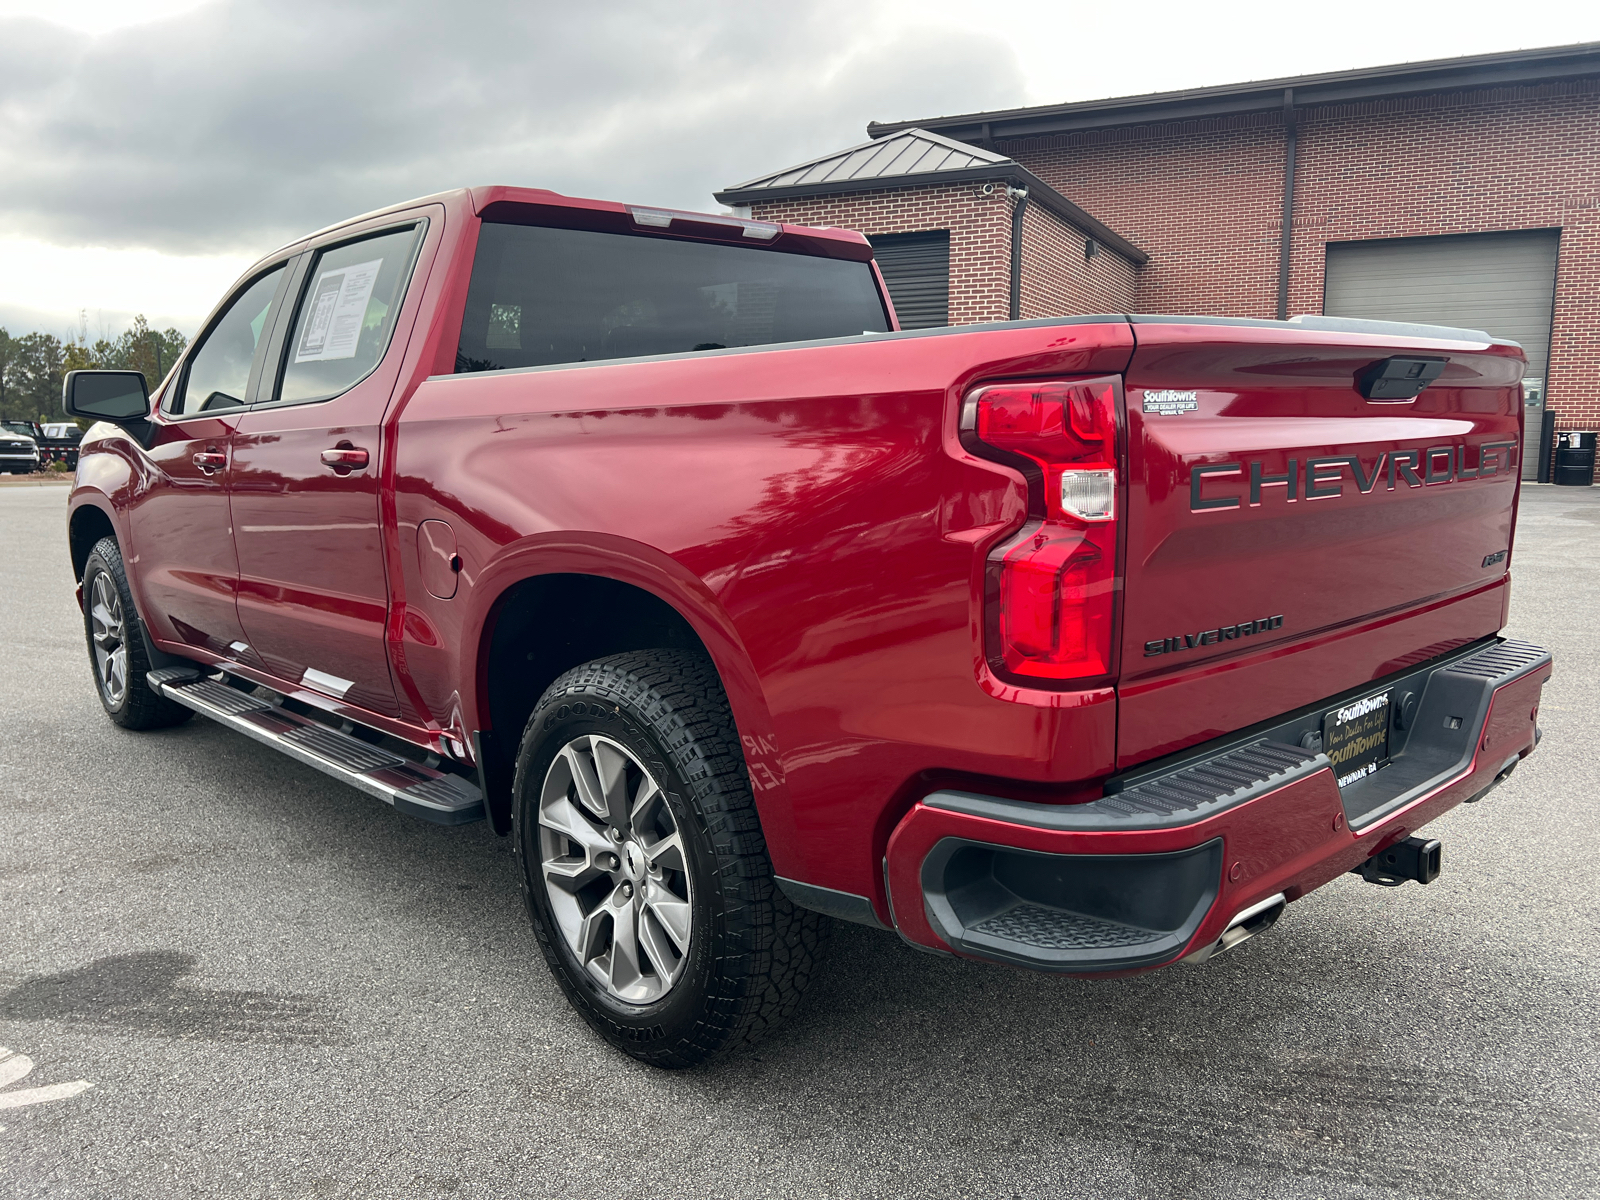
[868,231,950,329]
[1324,230,1560,480]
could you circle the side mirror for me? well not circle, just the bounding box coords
[63,370,151,423]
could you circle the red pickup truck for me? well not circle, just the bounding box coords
[63,186,1551,1067]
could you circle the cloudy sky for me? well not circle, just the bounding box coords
[1,0,1595,338]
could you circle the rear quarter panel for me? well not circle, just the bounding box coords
[390,321,1134,897]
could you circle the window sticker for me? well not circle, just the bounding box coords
[295,258,383,363]
[486,303,522,349]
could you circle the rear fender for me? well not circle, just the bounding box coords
[464,531,799,872]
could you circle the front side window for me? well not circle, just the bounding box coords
[455,223,890,373]
[273,225,423,406]
[169,266,286,416]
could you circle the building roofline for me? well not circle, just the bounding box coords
[720,127,1008,193]
[866,40,1600,143]
[715,162,1149,265]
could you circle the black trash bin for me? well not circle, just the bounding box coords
[1554,432,1597,487]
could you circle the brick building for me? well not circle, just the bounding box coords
[715,42,1600,479]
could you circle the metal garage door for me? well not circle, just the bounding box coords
[1324,230,1560,480]
[868,231,950,329]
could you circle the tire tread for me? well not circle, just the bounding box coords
[84,536,194,731]
[513,649,826,1066]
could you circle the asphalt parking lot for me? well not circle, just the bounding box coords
[1,480,1597,1200]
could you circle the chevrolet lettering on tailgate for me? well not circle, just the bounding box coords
[1189,441,1518,512]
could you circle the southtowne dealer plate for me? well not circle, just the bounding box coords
[1323,691,1391,788]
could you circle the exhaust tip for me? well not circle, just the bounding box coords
[1182,893,1286,965]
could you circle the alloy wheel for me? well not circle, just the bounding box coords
[89,571,128,708]
[538,734,694,1004]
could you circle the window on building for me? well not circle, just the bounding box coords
[868,231,950,330]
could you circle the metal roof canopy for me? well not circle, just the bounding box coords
[714,128,1147,265]
[867,41,1600,143]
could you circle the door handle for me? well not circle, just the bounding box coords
[320,447,370,473]
[192,450,227,473]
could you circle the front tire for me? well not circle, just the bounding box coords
[513,650,826,1067]
[81,537,194,730]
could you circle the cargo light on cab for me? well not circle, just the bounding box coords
[962,377,1121,682]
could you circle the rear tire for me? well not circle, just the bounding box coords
[513,649,827,1067]
[81,537,194,730]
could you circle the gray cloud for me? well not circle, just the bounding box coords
[0,0,1023,258]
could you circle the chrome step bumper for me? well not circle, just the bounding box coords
[148,668,484,825]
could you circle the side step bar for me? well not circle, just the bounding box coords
[149,667,484,825]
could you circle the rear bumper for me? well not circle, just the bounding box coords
[884,637,1551,974]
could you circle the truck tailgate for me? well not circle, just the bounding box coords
[1116,317,1525,770]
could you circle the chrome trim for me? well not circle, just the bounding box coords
[1182,892,1287,965]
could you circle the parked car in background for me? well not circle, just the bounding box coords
[61,185,1552,1068]
[2,419,82,469]
[39,422,84,469]
[0,422,41,474]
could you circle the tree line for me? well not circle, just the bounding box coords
[0,317,188,423]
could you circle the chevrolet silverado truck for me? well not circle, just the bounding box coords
[62,186,1551,1067]
[1,421,42,473]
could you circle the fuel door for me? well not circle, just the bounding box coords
[417,519,461,600]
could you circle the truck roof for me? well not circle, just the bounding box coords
[264,186,874,268]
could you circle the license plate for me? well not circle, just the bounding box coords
[1323,691,1391,788]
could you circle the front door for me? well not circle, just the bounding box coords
[229,221,429,719]
[128,263,290,661]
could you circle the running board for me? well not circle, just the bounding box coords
[148,667,484,825]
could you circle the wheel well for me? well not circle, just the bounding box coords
[69,505,116,583]
[481,572,711,784]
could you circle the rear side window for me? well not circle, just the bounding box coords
[169,265,286,416]
[273,224,424,406]
[455,223,889,373]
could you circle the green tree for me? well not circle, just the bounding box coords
[7,331,66,422]
[0,327,14,419]
[102,315,187,387]
[0,316,189,422]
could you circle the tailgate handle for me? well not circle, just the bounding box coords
[1358,356,1447,401]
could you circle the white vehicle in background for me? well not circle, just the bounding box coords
[0,422,42,474]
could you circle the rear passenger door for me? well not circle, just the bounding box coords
[229,213,436,718]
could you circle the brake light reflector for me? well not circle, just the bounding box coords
[965,377,1122,682]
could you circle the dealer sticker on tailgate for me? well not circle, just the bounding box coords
[1324,691,1391,788]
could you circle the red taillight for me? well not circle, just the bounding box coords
[965,377,1121,682]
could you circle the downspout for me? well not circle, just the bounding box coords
[1008,183,1029,321]
[1276,87,1297,321]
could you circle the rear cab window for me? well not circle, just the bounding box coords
[455,216,890,373]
